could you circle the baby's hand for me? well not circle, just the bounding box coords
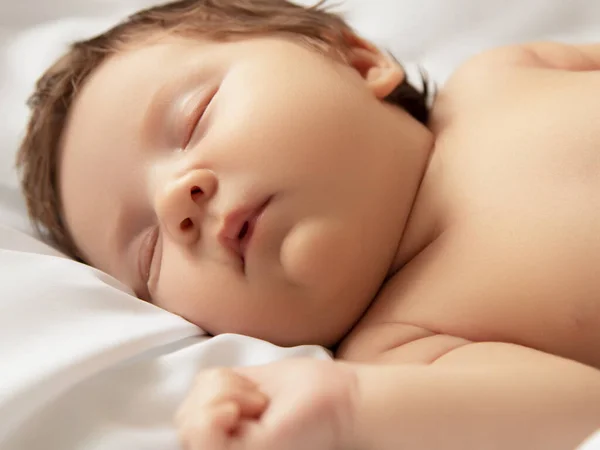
[175,367,269,449]
[175,359,358,450]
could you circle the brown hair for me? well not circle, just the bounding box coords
[16,0,429,260]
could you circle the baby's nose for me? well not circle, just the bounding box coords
[155,168,217,246]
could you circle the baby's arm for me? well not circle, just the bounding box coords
[176,342,600,450]
[351,342,600,450]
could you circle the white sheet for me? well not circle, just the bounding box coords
[1,1,600,449]
[581,432,600,450]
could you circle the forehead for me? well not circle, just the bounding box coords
[65,37,204,154]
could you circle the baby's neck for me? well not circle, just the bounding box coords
[388,140,445,275]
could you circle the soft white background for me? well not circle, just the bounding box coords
[1,1,599,449]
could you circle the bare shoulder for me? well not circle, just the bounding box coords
[439,45,540,103]
[442,41,600,98]
[430,41,600,129]
[429,45,534,126]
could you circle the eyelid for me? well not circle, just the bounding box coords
[138,226,159,287]
[180,86,218,149]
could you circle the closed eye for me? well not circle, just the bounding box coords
[138,226,159,288]
[182,87,218,149]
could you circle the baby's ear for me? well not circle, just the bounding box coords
[343,31,404,99]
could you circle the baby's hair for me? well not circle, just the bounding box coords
[16,0,429,260]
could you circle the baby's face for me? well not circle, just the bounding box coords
[59,34,432,346]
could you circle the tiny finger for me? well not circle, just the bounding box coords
[178,402,239,450]
[236,390,269,419]
[212,401,242,433]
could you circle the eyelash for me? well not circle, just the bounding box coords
[140,226,159,284]
[182,88,216,149]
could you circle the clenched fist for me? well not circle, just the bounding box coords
[175,358,358,450]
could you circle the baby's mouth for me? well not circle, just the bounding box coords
[218,197,271,266]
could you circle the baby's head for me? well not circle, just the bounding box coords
[17,0,433,347]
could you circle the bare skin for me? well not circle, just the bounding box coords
[175,42,600,450]
[59,34,600,449]
[340,42,600,369]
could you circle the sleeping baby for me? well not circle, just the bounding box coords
[16,0,600,448]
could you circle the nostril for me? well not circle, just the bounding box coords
[180,218,193,231]
[190,186,203,201]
